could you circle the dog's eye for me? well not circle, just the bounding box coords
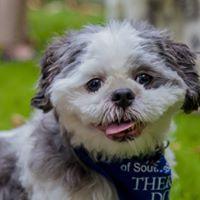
[86,78,103,92]
[135,74,153,86]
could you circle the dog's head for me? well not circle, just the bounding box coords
[32,22,200,158]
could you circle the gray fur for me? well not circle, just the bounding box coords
[0,141,28,200]
[157,40,200,113]
[31,32,88,112]
[28,112,92,190]
[31,25,103,113]
[129,21,200,112]
[27,111,117,198]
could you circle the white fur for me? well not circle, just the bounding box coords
[51,22,186,158]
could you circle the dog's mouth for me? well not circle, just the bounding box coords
[96,120,146,142]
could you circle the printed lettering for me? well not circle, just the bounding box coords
[143,177,157,191]
[133,162,159,173]
[132,177,144,190]
[163,189,170,200]
[157,177,167,190]
[151,192,163,200]
[120,164,127,171]
[120,162,131,172]
[151,190,170,200]
[166,176,172,189]
[133,162,140,172]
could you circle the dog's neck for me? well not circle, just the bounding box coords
[73,145,172,200]
[56,105,175,159]
[29,111,172,199]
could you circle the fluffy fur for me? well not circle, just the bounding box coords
[0,21,200,200]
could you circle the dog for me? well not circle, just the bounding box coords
[0,21,200,200]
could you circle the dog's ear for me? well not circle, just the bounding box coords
[31,32,86,112]
[31,39,64,112]
[158,40,200,113]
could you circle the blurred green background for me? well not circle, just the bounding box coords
[0,1,200,200]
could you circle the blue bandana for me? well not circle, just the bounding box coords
[74,146,172,200]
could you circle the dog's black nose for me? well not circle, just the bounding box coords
[111,88,135,109]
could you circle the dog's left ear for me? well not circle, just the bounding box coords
[159,40,200,113]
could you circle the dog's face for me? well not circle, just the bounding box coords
[32,22,200,157]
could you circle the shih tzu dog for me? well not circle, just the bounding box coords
[0,21,200,200]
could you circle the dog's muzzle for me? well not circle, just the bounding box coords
[94,88,145,142]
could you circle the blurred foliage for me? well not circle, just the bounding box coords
[0,6,104,129]
[0,60,38,129]
[171,114,200,200]
[28,5,104,50]
[0,5,200,200]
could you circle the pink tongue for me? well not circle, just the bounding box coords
[106,122,133,135]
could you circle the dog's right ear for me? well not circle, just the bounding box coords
[31,31,86,112]
[31,38,63,112]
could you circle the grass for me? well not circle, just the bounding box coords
[0,6,200,200]
[0,6,104,128]
[0,60,38,129]
[171,114,200,200]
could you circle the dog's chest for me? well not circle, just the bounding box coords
[74,147,172,200]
